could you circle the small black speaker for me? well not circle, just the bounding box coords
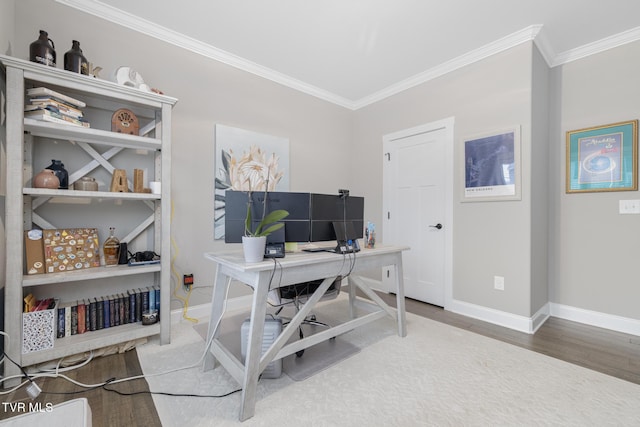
[118,242,128,264]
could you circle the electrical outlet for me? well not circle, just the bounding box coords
[494,275,505,291]
[619,199,640,214]
[183,274,194,291]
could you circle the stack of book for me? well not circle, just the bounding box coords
[24,87,90,128]
[56,286,160,338]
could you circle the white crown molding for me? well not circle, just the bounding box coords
[354,25,543,109]
[53,1,640,110]
[55,0,358,109]
[532,25,556,66]
[552,25,640,67]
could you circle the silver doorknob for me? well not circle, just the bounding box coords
[429,223,443,230]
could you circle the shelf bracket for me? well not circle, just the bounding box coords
[123,213,155,243]
[31,212,56,230]
[71,143,124,185]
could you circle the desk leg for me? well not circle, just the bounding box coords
[239,271,271,421]
[203,268,230,372]
[348,276,356,319]
[394,254,407,337]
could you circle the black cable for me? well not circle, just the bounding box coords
[1,351,35,387]
[38,375,241,399]
[338,192,357,278]
[101,384,242,398]
[40,378,116,396]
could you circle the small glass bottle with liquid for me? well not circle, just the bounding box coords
[103,227,120,266]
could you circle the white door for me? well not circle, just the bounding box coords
[382,118,453,307]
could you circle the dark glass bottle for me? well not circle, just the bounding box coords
[45,159,69,189]
[29,30,56,67]
[64,40,89,75]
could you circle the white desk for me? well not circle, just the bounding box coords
[203,245,408,421]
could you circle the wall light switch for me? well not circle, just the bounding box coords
[494,275,505,291]
[619,200,640,214]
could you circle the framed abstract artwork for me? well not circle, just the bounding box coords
[214,124,289,239]
[566,120,638,193]
[463,127,521,202]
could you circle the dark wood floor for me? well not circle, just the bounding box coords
[2,294,639,425]
[0,348,161,426]
[382,293,640,385]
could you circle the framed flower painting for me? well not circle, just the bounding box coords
[214,125,290,239]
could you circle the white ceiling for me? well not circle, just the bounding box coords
[58,0,640,109]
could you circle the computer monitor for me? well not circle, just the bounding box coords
[224,191,311,243]
[223,190,364,244]
[309,194,364,242]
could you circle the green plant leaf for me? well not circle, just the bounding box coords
[245,207,289,237]
[261,209,289,225]
[255,222,285,237]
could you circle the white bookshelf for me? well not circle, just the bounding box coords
[0,55,177,381]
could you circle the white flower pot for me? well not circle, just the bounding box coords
[242,236,267,263]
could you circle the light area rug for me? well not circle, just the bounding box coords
[137,297,640,426]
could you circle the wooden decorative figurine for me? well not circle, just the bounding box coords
[133,169,144,193]
[110,169,128,192]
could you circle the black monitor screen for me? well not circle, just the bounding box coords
[224,191,311,243]
[224,191,364,243]
[310,194,364,242]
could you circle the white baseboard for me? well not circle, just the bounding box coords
[170,295,252,325]
[448,298,640,337]
[172,291,640,338]
[549,303,640,337]
[531,303,551,333]
[447,299,540,334]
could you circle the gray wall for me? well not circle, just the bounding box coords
[551,41,640,320]
[0,0,14,56]
[353,44,536,317]
[4,0,640,325]
[530,46,550,314]
[12,0,353,306]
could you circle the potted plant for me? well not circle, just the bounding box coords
[242,181,289,263]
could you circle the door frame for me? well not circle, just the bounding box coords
[382,117,454,309]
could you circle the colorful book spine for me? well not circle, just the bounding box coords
[109,295,121,326]
[142,287,150,313]
[64,303,71,337]
[52,285,163,339]
[77,301,86,334]
[84,299,90,333]
[128,290,136,323]
[135,289,142,322]
[96,297,104,330]
[89,298,97,331]
[104,296,111,328]
[154,286,160,312]
[149,288,156,314]
[70,304,78,335]
[119,293,126,325]
[57,305,65,338]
